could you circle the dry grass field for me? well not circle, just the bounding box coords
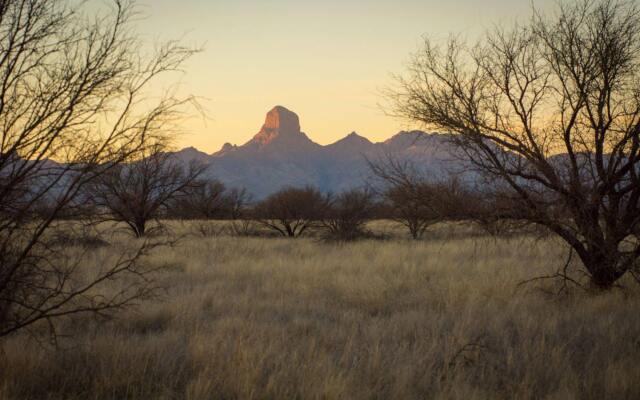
[2,221,640,399]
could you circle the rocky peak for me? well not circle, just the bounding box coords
[344,131,371,143]
[251,105,302,146]
[263,106,300,133]
[384,130,427,149]
[173,146,210,164]
[220,142,236,152]
[324,131,375,158]
[328,131,372,147]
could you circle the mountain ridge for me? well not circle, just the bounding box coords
[172,106,458,198]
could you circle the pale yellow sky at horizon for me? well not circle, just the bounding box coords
[133,0,557,153]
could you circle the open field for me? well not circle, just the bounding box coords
[2,222,640,399]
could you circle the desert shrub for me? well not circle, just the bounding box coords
[322,189,377,242]
[254,186,329,237]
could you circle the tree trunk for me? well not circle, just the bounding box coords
[134,220,146,238]
[583,257,628,290]
[408,221,419,240]
[285,224,295,237]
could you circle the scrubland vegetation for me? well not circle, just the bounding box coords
[3,0,640,398]
[2,221,640,400]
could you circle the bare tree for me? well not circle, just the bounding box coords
[388,0,640,289]
[255,186,329,237]
[462,188,539,237]
[226,187,256,236]
[370,157,448,239]
[171,179,228,219]
[322,188,376,241]
[227,187,251,221]
[88,145,205,237]
[0,0,198,339]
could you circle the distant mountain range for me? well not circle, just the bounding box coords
[173,106,461,198]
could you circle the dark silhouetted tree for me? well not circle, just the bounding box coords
[88,145,205,237]
[227,187,252,220]
[255,186,329,237]
[322,189,376,241]
[369,157,448,239]
[0,0,199,339]
[388,0,640,288]
[171,179,228,219]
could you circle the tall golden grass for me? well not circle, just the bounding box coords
[1,222,639,399]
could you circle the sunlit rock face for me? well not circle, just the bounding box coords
[245,106,318,152]
[255,105,301,143]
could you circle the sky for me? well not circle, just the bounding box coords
[132,0,557,153]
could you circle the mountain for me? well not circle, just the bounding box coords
[183,106,460,198]
[325,132,375,158]
[244,105,319,151]
[173,146,211,164]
